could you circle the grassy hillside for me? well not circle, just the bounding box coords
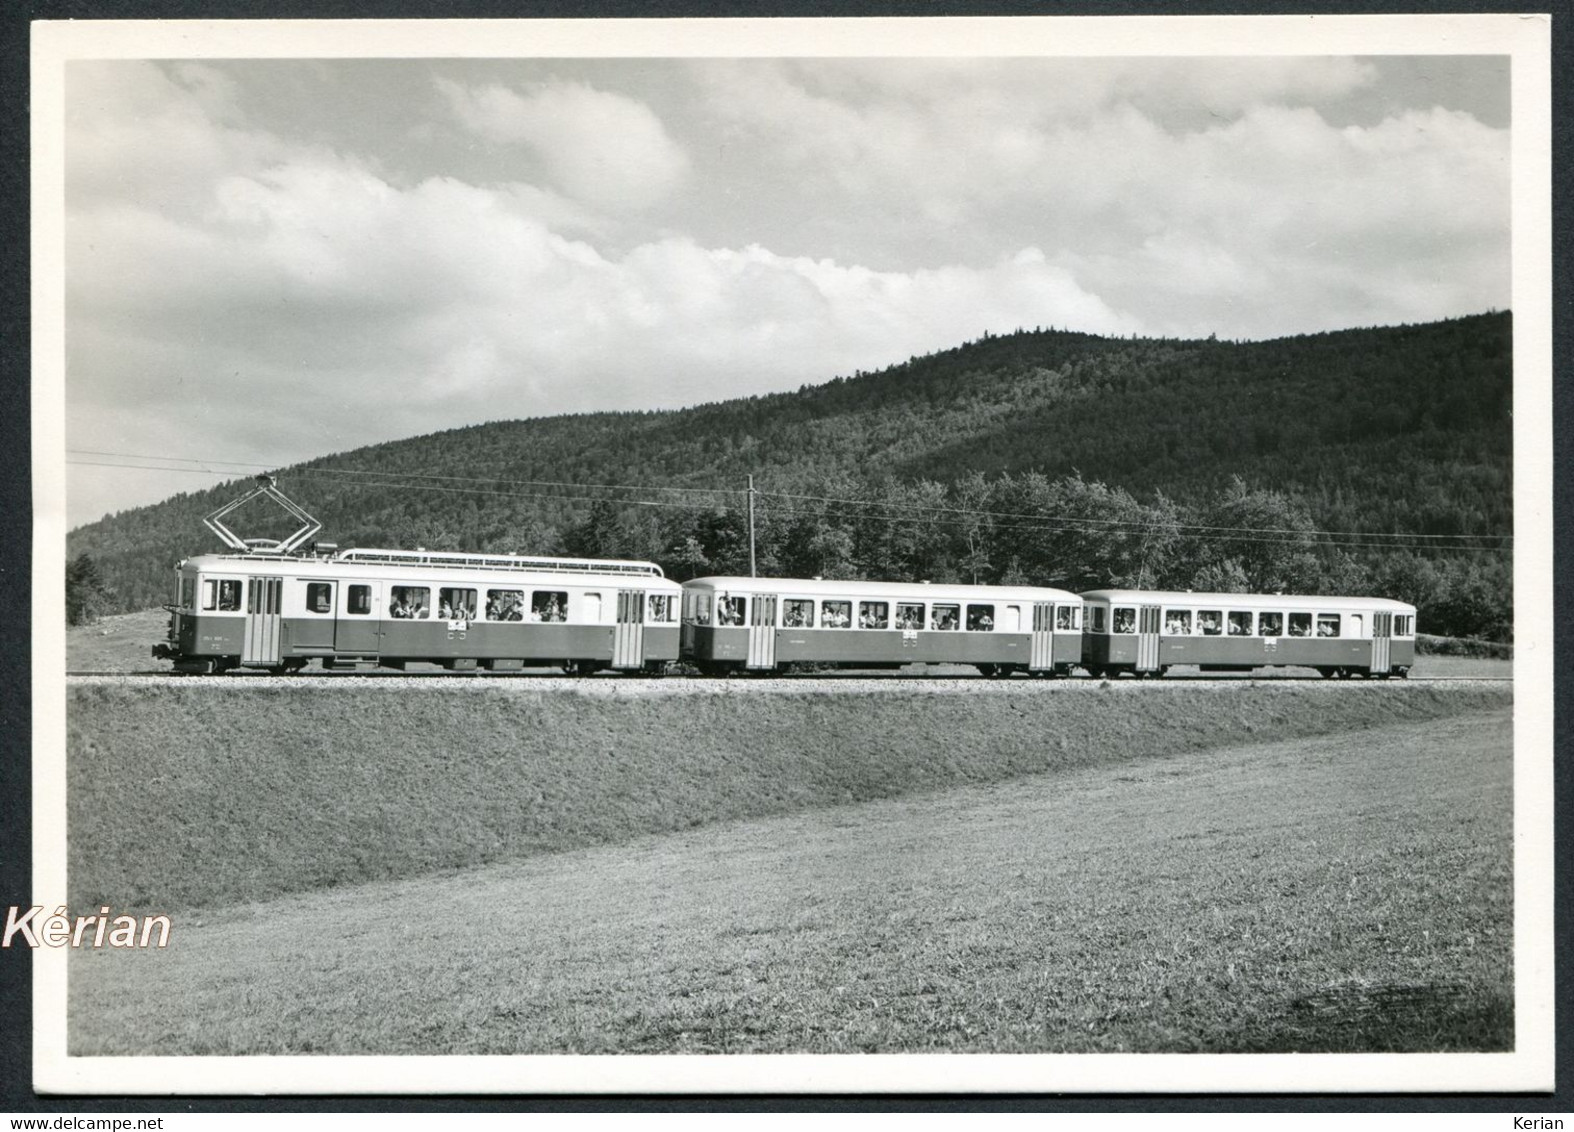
[69,679,1511,911]
[71,707,1512,1055]
[68,312,1512,635]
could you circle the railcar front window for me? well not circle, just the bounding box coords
[1227,611,1252,636]
[487,589,524,621]
[1112,606,1135,634]
[896,603,924,631]
[1259,611,1283,637]
[717,596,745,626]
[531,590,568,622]
[1055,605,1078,631]
[390,586,430,619]
[931,604,959,631]
[179,576,196,609]
[648,594,674,623]
[306,582,333,614]
[859,601,889,629]
[1164,610,1192,635]
[821,600,851,628]
[967,604,995,631]
[1397,614,1415,637]
[1199,610,1222,636]
[1317,613,1340,638]
[783,599,814,628]
[1288,613,1313,637]
[204,579,241,612]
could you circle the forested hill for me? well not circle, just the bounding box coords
[69,312,1513,639]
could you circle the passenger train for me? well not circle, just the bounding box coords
[150,478,1414,680]
[151,548,1413,680]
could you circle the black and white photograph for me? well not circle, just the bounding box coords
[31,14,1554,1095]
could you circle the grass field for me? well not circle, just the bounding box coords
[69,707,1513,1055]
[68,678,1512,910]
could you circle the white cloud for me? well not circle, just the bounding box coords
[62,57,1510,525]
[435,77,689,212]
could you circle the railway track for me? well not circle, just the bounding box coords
[66,670,1513,688]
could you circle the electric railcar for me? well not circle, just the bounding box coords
[1079,589,1416,679]
[680,576,1083,676]
[152,547,684,675]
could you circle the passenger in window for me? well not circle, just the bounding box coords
[1317,616,1339,637]
[1113,608,1135,634]
[545,596,563,623]
[1200,612,1221,636]
[1288,615,1312,637]
[859,606,879,629]
[1227,612,1251,636]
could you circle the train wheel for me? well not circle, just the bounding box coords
[976,664,998,678]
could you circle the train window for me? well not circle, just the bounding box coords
[1316,613,1340,638]
[1398,614,1414,637]
[179,576,196,609]
[390,586,430,619]
[347,585,372,615]
[648,594,675,623]
[783,599,814,628]
[895,603,924,631]
[306,582,333,615]
[716,596,745,626]
[1163,610,1192,635]
[1348,613,1364,637]
[858,601,889,629]
[202,579,242,612]
[821,600,852,628]
[1112,606,1135,634]
[1090,606,1106,633]
[691,592,712,625]
[931,604,960,631]
[531,591,567,623]
[1198,610,1222,636]
[1055,605,1078,631]
[440,588,478,620]
[1227,611,1252,636]
[967,604,995,632]
[1259,611,1283,637]
[487,589,525,621]
[1288,613,1313,637]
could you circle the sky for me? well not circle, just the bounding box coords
[61,52,1511,527]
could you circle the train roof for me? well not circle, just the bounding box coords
[685,576,1081,602]
[178,549,682,588]
[1080,589,1416,613]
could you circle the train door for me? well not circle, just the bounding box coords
[748,595,777,669]
[1030,602,1054,670]
[336,580,381,655]
[613,590,644,669]
[242,576,283,666]
[1137,605,1161,672]
[1371,612,1392,675]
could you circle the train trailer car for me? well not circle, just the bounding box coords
[680,576,1083,677]
[152,547,684,675]
[1079,589,1416,679]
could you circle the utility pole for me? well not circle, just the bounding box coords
[747,474,757,578]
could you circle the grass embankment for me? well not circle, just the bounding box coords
[70,709,1514,1055]
[70,680,1510,911]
